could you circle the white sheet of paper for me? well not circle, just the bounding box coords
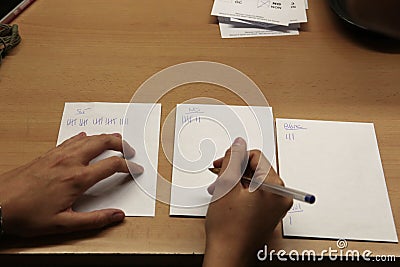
[57,102,161,217]
[289,0,307,23]
[212,0,290,26]
[230,17,277,28]
[170,104,276,216]
[228,0,306,25]
[277,119,398,242]
[218,17,299,38]
[230,17,300,30]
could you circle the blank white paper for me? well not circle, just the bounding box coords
[170,104,276,216]
[57,102,161,217]
[277,118,398,242]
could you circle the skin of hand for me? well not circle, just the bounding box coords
[0,132,143,237]
[203,138,293,267]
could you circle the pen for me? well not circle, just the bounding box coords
[1,0,36,24]
[208,168,316,204]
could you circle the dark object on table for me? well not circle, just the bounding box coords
[329,0,400,40]
[0,0,36,24]
[0,24,21,65]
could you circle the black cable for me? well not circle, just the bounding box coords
[0,23,21,65]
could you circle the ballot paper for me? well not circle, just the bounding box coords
[212,0,290,26]
[288,0,307,23]
[57,102,161,216]
[212,0,307,38]
[277,119,398,242]
[230,17,294,29]
[218,17,299,38]
[170,104,276,216]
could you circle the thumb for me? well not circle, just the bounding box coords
[211,137,248,198]
[54,209,125,234]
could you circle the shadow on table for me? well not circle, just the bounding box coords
[327,3,400,54]
[0,228,107,250]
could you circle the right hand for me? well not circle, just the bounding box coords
[203,137,293,267]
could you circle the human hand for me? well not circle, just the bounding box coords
[0,132,143,237]
[203,138,293,267]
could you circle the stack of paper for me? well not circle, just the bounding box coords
[211,0,308,38]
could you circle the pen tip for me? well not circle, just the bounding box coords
[305,195,316,204]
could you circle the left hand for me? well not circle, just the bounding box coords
[0,132,143,237]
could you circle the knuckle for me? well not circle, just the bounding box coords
[90,133,107,143]
[99,134,112,144]
[91,214,109,228]
[61,168,88,189]
[75,167,90,180]
[109,156,124,170]
[50,152,71,167]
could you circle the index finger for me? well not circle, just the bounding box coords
[247,150,284,192]
[83,156,144,190]
[211,137,248,200]
[215,150,280,183]
[68,134,135,164]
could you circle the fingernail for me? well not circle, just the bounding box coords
[127,161,144,175]
[137,165,144,174]
[113,133,122,138]
[78,132,87,137]
[207,183,215,195]
[123,140,136,159]
[233,137,245,146]
[111,211,125,222]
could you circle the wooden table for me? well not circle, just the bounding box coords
[1,0,399,264]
